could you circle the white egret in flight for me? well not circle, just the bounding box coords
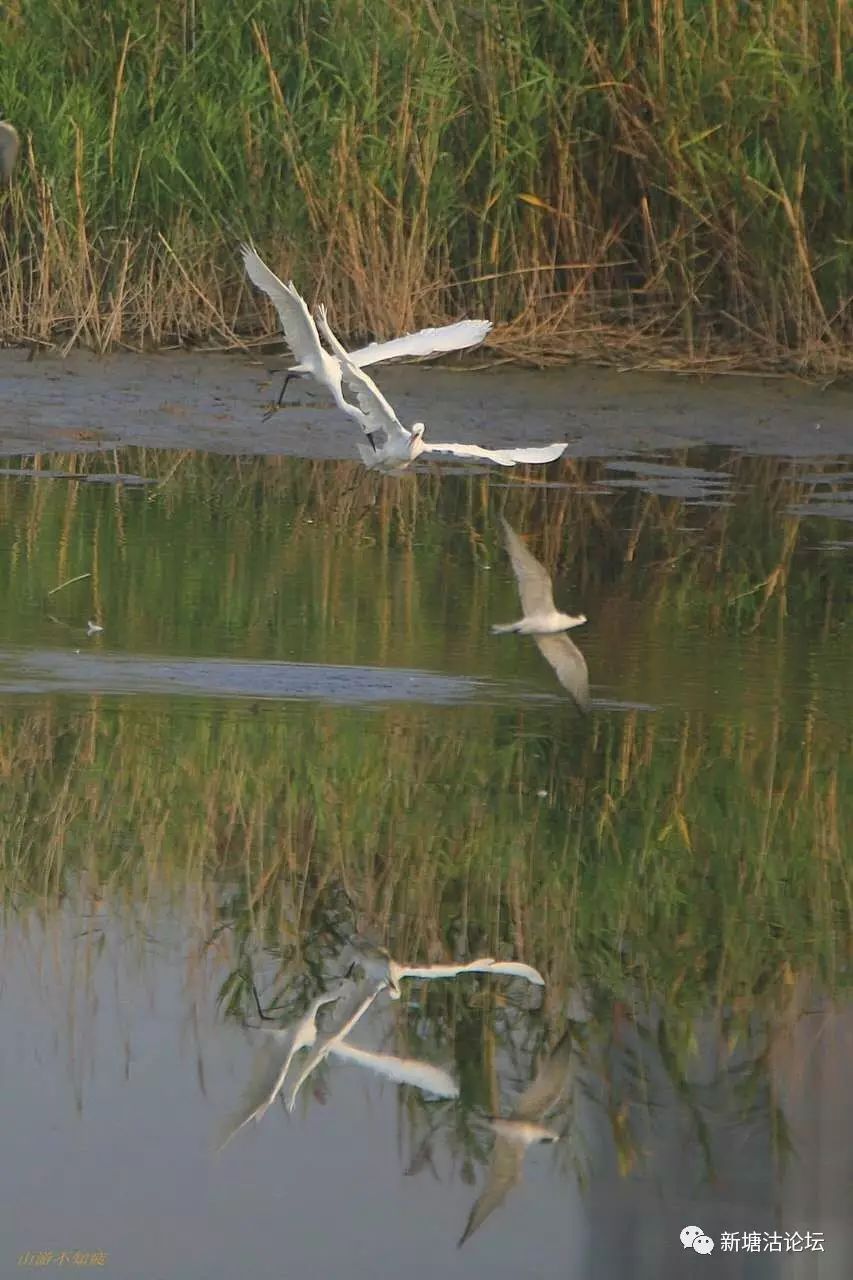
[492,517,590,714]
[315,306,567,471]
[241,246,568,471]
[241,245,490,408]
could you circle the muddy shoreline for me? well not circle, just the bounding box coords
[0,349,850,460]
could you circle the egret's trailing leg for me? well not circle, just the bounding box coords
[251,979,275,1023]
[262,372,297,421]
[276,371,296,406]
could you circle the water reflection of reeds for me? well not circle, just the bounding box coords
[1,449,849,1022]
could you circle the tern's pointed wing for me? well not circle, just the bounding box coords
[240,246,325,370]
[329,1043,459,1099]
[348,319,492,368]
[499,517,558,617]
[316,305,408,442]
[512,1031,574,1123]
[534,633,591,715]
[458,1138,524,1247]
[284,978,386,1111]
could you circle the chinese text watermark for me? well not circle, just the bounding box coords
[681,1226,825,1255]
[18,1254,108,1268]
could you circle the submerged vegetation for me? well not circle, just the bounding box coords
[0,0,850,370]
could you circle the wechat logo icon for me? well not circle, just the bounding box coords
[681,1225,715,1254]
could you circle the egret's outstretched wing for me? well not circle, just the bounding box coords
[348,319,492,368]
[534,634,591,715]
[240,246,326,372]
[330,1043,459,1099]
[316,305,408,442]
[499,517,558,617]
[501,443,567,464]
[418,441,516,467]
[216,983,350,1152]
[419,441,566,467]
[216,1029,293,1152]
[484,959,546,986]
[399,958,544,986]
[396,959,497,981]
[284,978,386,1112]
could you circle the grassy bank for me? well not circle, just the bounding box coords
[0,0,850,371]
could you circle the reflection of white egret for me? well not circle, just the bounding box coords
[241,245,490,408]
[0,122,19,184]
[217,981,351,1151]
[352,941,544,998]
[316,306,567,471]
[330,1042,458,1099]
[458,1031,573,1248]
[492,517,590,714]
[283,978,389,1113]
[219,977,459,1149]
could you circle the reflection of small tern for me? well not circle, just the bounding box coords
[458,1031,573,1248]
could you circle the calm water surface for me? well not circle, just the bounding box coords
[0,442,850,1279]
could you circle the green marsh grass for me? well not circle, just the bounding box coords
[0,1,850,370]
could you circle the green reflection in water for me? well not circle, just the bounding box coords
[0,446,850,1213]
[0,448,848,1017]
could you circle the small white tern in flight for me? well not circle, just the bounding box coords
[492,517,590,714]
